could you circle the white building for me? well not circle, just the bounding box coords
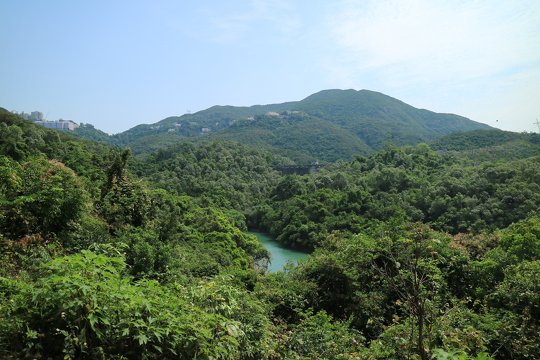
[35,119,79,131]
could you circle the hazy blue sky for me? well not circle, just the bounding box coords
[1,0,539,134]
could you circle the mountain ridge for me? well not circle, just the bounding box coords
[73,89,492,160]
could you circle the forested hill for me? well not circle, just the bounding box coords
[73,89,492,160]
[2,107,539,359]
[432,128,540,161]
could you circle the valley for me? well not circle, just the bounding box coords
[1,94,539,359]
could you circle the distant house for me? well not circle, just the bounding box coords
[35,119,79,131]
[265,112,280,117]
[201,127,211,133]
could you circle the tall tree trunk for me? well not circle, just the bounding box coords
[417,306,427,360]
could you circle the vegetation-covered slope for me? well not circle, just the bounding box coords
[291,89,491,148]
[432,129,540,161]
[209,112,372,162]
[73,123,116,144]
[2,107,539,359]
[0,111,280,358]
[73,90,492,160]
[253,144,540,250]
[134,141,291,210]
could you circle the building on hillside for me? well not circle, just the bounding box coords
[30,111,44,121]
[35,119,79,131]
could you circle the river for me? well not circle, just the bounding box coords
[248,231,309,272]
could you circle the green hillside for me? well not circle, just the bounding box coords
[432,129,540,161]
[73,89,492,160]
[207,112,372,162]
[2,107,539,359]
[73,123,116,144]
[135,141,292,210]
[293,89,491,148]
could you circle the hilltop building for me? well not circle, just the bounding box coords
[35,119,79,131]
[13,110,80,131]
[16,111,43,121]
[30,111,44,121]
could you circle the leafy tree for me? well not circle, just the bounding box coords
[0,123,26,160]
[0,156,87,239]
[0,249,274,359]
[375,224,445,360]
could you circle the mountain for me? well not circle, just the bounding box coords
[290,90,491,148]
[73,89,493,161]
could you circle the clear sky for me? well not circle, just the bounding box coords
[1,0,539,134]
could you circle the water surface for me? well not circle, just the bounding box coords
[248,231,309,272]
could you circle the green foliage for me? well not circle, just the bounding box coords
[432,348,493,360]
[187,275,276,359]
[96,189,271,281]
[0,250,275,359]
[0,156,88,239]
[0,122,26,159]
[255,271,318,324]
[497,216,540,263]
[490,260,540,318]
[136,141,288,211]
[98,176,150,232]
[214,112,371,162]
[0,108,111,188]
[2,103,540,359]
[432,129,540,162]
[279,311,364,359]
[482,261,540,359]
[275,213,539,359]
[258,145,540,250]
[73,123,116,144]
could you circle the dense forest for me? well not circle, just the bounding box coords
[1,108,539,359]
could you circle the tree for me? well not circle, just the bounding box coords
[0,124,26,160]
[0,156,87,239]
[375,224,444,360]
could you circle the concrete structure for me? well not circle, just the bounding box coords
[35,119,79,131]
[30,111,44,121]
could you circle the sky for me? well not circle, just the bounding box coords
[1,0,539,134]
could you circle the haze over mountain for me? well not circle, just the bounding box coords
[75,89,492,161]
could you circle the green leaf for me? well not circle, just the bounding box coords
[136,333,148,345]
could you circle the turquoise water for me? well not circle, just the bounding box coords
[248,231,309,272]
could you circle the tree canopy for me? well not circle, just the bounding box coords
[1,109,538,359]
